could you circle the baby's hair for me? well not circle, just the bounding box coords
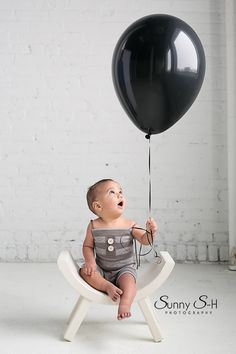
[87,179,115,214]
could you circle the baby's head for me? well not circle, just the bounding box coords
[87,179,124,216]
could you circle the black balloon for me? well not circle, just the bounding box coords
[112,14,206,135]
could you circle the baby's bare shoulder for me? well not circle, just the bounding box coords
[123,218,137,228]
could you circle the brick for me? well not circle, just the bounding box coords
[208,244,219,262]
[219,245,229,261]
[197,244,207,262]
[187,245,197,261]
[176,244,187,262]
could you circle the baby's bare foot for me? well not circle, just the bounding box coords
[117,304,132,320]
[105,283,123,302]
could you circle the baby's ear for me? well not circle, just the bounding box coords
[92,201,102,210]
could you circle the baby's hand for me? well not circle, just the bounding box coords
[83,260,97,276]
[146,217,158,236]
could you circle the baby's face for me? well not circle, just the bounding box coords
[96,180,125,215]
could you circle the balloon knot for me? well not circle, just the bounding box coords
[145,134,151,139]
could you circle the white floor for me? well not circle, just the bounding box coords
[1,261,236,354]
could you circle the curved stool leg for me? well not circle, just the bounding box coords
[138,297,163,342]
[64,296,91,341]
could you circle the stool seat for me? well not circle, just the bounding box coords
[57,250,175,342]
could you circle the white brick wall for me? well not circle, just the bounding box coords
[0,0,229,262]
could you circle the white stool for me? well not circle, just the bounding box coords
[57,250,175,342]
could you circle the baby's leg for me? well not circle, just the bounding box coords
[116,273,137,320]
[79,268,123,302]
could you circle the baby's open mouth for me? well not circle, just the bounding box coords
[118,201,123,207]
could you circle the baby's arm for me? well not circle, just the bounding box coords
[82,223,97,276]
[132,217,158,245]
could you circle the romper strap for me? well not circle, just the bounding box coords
[90,219,95,229]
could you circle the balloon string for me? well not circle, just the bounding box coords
[148,136,152,216]
[145,132,152,217]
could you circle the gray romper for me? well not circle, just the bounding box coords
[91,221,137,285]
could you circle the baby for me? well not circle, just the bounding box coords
[80,179,158,320]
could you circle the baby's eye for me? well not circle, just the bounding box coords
[109,190,115,195]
